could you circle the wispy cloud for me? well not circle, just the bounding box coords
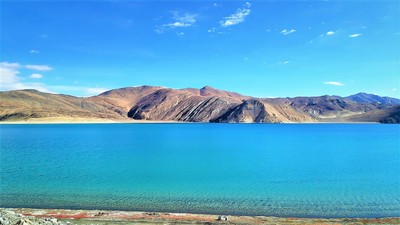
[324,81,344,86]
[326,31,335,36]
[349,33,362,38]
[26,64,53,71]
[47,85,110,96]
[29,50,40,54]
[30,73,43,79]
[156,11,198,33]
[220,2,251,27]
[85,87,109,95]
[208,27,217,33]
[0,61,107,96]
[281,29,296,35]
[0,62,21,85]
[0,61,50,92]
[0,62,20,69]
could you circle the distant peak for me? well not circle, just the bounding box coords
[199,86,222,96]
[200,86,216,90]
[354,92,372,96]
[346,92,400,105]
[21,89,40,92]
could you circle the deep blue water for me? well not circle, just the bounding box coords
[0,123,399,218]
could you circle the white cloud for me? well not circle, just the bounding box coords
[173,12,197,24]
[26,64,53,71]
[326,31,335,36]
[49,86,109,96]
[392,88,398,91]
[156,12,198,33]
[0,62,21,86]
[0,61,50,92]
[154,27,164,34]
[85,87,109,95]
[349,33,362,38]
[208,27,217,33]
[0,62,21,69]
[281,29,296,35]
[220,2,251,27]
[324,81,344,86]
[10,82,51,93]
[30,73,43,79]
[168,22,191,27]
[30,50,39,54]
[278,61,290,65]
[177,32,185,36]
[0,61,109,96]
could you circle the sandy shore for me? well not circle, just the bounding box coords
[1,208,399,225]
[0,118,378,124]
[0,117,181,124]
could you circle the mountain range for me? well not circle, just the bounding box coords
[1,85,399,123]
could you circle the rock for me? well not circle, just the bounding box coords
[16,218,31,225]
[217,215,228,221]
[0,210,69,225]
[0,217,10,225]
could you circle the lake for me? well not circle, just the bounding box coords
[0,123,399,218]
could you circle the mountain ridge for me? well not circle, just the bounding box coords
[1,86,399,123]
[345,92,400,105]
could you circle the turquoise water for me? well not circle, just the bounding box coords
[0,124,399,218]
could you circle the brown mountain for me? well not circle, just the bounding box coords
[0,89,126,121]
[346,92,400,105]
[0,86,399,123]
[264,95,380,122]
[346,105,400,124]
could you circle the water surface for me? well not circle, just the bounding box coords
[1,124,399,218]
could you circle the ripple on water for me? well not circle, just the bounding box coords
[1,124,399,218]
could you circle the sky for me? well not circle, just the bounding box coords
[1,0,399,98]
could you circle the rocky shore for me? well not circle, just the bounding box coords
[1,208,400,225]
[0,210,69,225]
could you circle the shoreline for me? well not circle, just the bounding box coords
[0,118,380,125]
[0,118,183,124]
[1,208,399,225]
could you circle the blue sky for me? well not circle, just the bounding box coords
[1,0,399,98]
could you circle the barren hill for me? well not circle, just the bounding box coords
[0,89,125,121]
[0,86,399,123]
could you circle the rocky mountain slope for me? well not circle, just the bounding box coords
[264,95,381,122]
[346,105,400,123]
[0,86,399,123]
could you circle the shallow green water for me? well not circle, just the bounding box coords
[0,124,399,218]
